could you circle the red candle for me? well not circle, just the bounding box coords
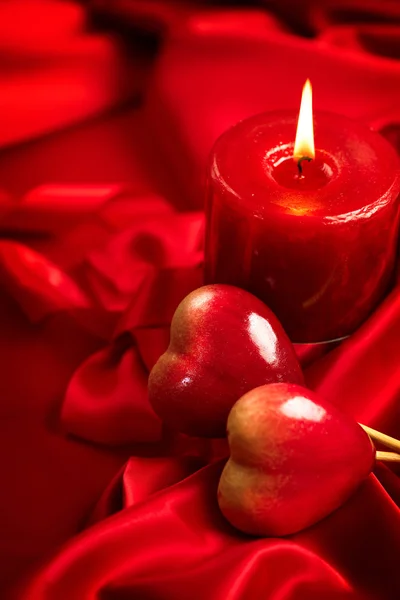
[205,81,400,342]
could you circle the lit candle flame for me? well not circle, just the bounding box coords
[294,79,315,163]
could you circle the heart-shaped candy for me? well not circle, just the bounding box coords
[218,383,375,536]
[148,285,303,437]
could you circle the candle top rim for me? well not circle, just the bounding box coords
[210,110,400,219]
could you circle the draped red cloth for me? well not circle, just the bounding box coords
[0,1,400,599]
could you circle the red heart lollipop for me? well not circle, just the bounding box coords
[148,284,303,437]
[218,383,375,536]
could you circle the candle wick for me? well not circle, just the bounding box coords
[297,156,312,178]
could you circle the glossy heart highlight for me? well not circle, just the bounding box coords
[148,285,303,437]
[218,383,375,536]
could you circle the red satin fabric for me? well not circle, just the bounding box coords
[0,1,399,599]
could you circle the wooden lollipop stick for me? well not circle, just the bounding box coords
[360,424,400,453]
[375,451,400,463]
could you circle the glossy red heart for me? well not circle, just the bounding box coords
[148,284,303,437]
[218,383,375,536]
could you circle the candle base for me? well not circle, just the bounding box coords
[294,336,348,368]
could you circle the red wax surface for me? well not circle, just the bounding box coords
[205,111,400,342]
